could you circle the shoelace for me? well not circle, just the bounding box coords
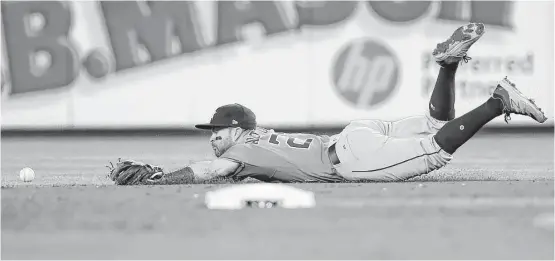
[460,55,471,64]
[505,99,530,123]
[503,103,513,123]
[497,77,545,123]
[504,113,511,123]
[494,97,512,123]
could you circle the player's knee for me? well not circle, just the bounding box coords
[423,135,453,164]
[426,112,448,134]
[426,151,452,171]
[421,135,454,172]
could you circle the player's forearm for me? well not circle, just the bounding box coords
[159,161,221,184]
[189,159,241,181]
[154,167,196,185]
[186,161,220,181]
[158,159,239,184]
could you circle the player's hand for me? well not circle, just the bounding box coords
[107,158,164,185]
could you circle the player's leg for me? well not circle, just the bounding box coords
[434,77,547,154]
[332,77,547,182]
[381,23,486,138]
[331,125,451,182]
[429,22,485,121]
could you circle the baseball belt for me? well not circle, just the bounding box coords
[328,143,341,165]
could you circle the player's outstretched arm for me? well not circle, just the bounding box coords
[153,159,240,185]
[192,159,240,181]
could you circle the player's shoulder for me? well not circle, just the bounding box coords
[225,142,264,154]
[253,127,275,136]
[220,141,276,164]
[243,127,275,143]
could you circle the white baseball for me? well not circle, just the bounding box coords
[19,167,35,182]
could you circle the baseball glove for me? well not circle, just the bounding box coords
[107,159,164,186]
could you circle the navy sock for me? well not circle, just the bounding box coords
[429,63,458,121]
[434,97,503,154]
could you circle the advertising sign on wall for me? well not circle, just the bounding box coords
[1,1,553,130]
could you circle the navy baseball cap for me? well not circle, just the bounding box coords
[195,103,257,130]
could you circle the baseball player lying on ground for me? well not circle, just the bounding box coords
[109,22,547,185]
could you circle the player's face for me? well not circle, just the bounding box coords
[210,127,235,157]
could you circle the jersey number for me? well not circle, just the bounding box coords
[268,134,313,149]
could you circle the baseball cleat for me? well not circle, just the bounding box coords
[433,22,485,66]
[492,77,548,123]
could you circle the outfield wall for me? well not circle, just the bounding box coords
[1,1,553,130]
